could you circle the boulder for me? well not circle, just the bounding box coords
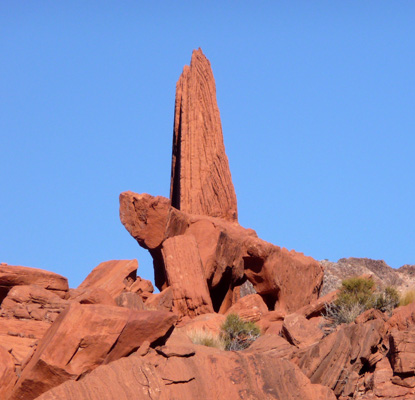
[389,327,415,374]
[297,290,338,318]
[1,284,68,322]
[386,302,415,332]
[129,276,154,296]
[281,313,324,348]
[294,319,385,397]
[120,192,324,314]
[0,264,68,300]
[161,235,213,318]
[170,48,238,222]
[176,313,225,336]
[68,287,116,306]
[9,302,177,400]
[145,287,173,312]
[115,292,145,310]
[77,259,139,300]
[244,333,295,358]
[225,293,268,322]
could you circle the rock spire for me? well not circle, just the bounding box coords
[170,48,238,221]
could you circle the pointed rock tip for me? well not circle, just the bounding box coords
[190,47,210,67]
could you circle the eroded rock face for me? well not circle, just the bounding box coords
[389,327,415,374]
[77,259,139,300]
[9,302,177,400]
[0,345,18,400]
[120,191,324,314]
[161,235,214,317]
[0,263,68,301]
[170,49,238,222]
[36,343,336,400]
[293,319,385,397]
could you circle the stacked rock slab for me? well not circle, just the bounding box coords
[120,49,324,316]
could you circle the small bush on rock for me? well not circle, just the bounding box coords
[324,277,399,328]
[186,329,225,350]
[375,286,400,313]
[220,313,260,351]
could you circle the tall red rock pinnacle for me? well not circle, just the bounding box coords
[170,48,238,221]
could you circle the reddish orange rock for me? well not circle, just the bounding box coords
[1,284,68,322]
[68,287,116,306]
[9,302,177,400]
[177,313,226,336]
[0,344,18,399]
[389,327,415,374]
[36,342,336,400]
[225,293,268,322]
[386,302,415,332]
[161,235,213,318]
[77,259,139,300]
[170,49,238,222]
[281,313,324,348]
[0,264,68,298]
[294,319,385,397]
[144,287,173,312]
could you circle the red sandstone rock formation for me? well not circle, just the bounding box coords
[36,341,336,400]
[170,49,238,221]
[120,191,324,315]
[8,302,177,400]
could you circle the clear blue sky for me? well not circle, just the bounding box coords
[1,2,414,288]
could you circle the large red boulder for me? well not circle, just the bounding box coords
[9,302,177,400]
[77,259,139,300]
[161,235,213,318]
[0,263,68,299]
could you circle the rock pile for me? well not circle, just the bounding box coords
[1,50,415,399]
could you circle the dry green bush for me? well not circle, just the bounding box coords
[220,313,260,351]
[186,329,225,350]
[399,289,415,307]
[324,277,399,328]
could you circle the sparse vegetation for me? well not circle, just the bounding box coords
[220,313,260,351]
[399,289,415,307]
[186,329,225,350]
[375,286,400,313]
[324,277,400,328]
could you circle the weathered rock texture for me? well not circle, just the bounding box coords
[0,263,69,301]
[170,48,238,222]
[36,343,336,400]
[9,302,177,400]
[120,191,324,315]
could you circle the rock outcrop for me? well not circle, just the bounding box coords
[4,49,415,400]
[36,342,336,400]
[170,48,238,222]
[120,191,324,315]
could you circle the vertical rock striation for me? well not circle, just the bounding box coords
[170,48,238,221]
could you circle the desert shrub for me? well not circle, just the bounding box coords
[375,286,400,313]
[220,313,260,351]
[399,289,415,307]
[186,329,225,350]
[324,277,399,328]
